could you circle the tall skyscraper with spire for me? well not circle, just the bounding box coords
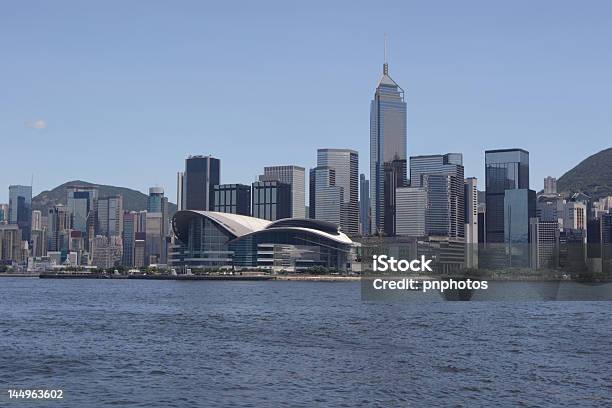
[369,42,407,235]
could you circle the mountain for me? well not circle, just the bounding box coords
[32,180,177,216]
[557,148,612,200]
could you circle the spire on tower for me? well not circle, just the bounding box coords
[383,33,389,75]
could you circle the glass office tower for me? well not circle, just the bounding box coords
[316,149,359,236]
[485,149,529,243]
[8,185,32,242]
[370,60,407,235]
[184,155,220,211]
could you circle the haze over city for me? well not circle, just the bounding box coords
[2,0,611,203]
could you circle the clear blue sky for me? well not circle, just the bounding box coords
[2,0,611,203]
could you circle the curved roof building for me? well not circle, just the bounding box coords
[170,211,357,272]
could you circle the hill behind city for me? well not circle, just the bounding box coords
[557,147,612,200]
[32,180,177,216]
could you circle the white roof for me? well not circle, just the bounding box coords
[198,211,271,236]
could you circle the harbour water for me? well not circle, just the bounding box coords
[1,278,611,407]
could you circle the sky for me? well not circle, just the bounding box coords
[1,0,611,204]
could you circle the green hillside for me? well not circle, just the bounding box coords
[557,148,612,200]
[32,180,177,216]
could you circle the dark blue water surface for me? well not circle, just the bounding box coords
[1,278,611,407]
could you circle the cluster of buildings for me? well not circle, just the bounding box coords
[0,185,169,272]
[2,55,611,275]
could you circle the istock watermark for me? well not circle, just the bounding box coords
[372,255,433,272]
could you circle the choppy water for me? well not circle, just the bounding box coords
[1,278,611,407]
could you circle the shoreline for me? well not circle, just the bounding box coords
[1,272,609,283]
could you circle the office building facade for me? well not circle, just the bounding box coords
[213,184,251,216]
[251,181,291,221]
[370,59,407,235]
[316,149,359,236]
[485,149,530,243]
[184,155,220,211]
[359,174,370,236]
[8,185,32,242]
[261,165,305,218]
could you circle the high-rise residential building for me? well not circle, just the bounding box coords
[122,211,137,267]
[409,154,465,238]
[359,174,370,236]
[251,180,291,221]
[504,189,536,267]
[31,229,47,258]
[97,196,123,238]
[601,214,612,274]
[66,185,98,244]
[464,178,479,268]
[0,224,23,262]
[370,56,407,235]
[311,167,342,227]
[90,235,112,269]
[261,165,305,218]
[395,186,427,237]
[543,176,557,195]
[177,172,185,211]
[0,203,9,224]
[47,204,71,252]
[563,201,586,231]
[134,232,146,268]
[184,155,220,211]
[8,185,32,242]
[146,212,164,265]
[213,184,251,216]
[31,210,42,231]
[316,149,359,235]
[485,149,530,243]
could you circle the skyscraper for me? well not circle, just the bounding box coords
[148,187,167,213]
[543,176,557,195]
[504,188,536,267]
[97,196,123,239]
[261,165,305,218]
[370,55,407,235]
[184,155,220,211]
[359,174,370,236]
[122,211,137,267]
[251,180,291,221]
[66,185,98,238]
[213,184,251,216]
[395,186,427,237]
[464,177,479,268]
[484,149,530,243]
[8,185,32,242]
[47,204,71,252]
[316,149,359,235]
[311,166,342,227]
[410,154,465,238]
[176,172,185,211]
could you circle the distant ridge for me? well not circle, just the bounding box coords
[557,148,612,200]
[32,180,177,216]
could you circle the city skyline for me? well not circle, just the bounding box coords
[2,1,611,203]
